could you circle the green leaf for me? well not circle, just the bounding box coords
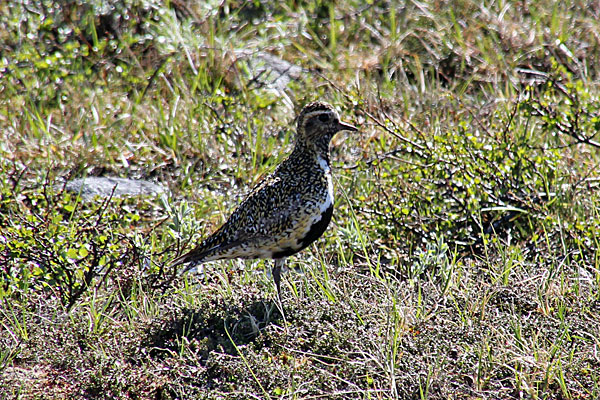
[66,248,78,259]
[78,247,89,258]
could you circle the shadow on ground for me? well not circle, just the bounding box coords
[142,297,284,362]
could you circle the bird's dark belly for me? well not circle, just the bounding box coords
[272,204,333,259]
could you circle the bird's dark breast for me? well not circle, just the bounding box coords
[272,204,334,259]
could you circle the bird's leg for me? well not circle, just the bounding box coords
[272,258,283,301]
[272,258,288,330]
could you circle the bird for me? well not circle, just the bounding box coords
[171,101,358,299]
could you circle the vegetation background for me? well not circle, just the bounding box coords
[1,0,599,398]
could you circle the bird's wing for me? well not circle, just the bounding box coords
[225,175,307,241]
[172,174,311,266]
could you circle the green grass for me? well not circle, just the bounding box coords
[1,0,600,398]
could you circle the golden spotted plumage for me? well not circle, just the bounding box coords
[171,101,358,297]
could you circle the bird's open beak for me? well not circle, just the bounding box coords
[337,121,358,132]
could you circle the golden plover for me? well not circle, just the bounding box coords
[171,101,357,297]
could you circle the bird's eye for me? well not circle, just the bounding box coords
[318,114,330,122]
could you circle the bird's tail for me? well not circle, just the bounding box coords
[170,251,196,268]
[170,246,212,270]
[169,248,210,277]
[170,230,227,272]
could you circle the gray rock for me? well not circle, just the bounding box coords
[64,177,166,200]
[234,50,305,106]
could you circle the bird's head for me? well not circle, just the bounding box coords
[296,101,357,153]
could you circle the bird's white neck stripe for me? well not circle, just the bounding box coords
[317,155,334,213]
[317,155,330,173]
